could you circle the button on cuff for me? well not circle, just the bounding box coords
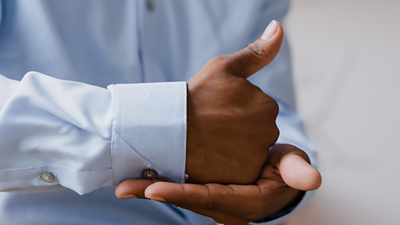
[142,169,157,179]
[41,172,54,183]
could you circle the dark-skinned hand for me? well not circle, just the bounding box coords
[115,21,322,225]
[185,20,285,184]
[116,144,322,225]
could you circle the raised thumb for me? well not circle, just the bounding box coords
[223,20,284,79]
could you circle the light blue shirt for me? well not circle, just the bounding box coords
[0,0,317,224]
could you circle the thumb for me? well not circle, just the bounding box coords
[223,20,284,79]
[269,144,322,191]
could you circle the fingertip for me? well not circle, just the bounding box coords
[309,169,323,190]
[223,20,285,79]
[115,179,154,199]
[261,20,279,41]
[261,20,284,44]
[115,179,134,197]
[145,194,167,203]
[280,154,322,191]
[144,182,191,206]
[144,182,181,199]
[118,193,138,199]
[297,165,322,191]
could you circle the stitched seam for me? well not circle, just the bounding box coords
[0,165,112,174]
[110,85,117,186]
[182,83,188,183]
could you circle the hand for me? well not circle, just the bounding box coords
[185,20,284,184]
[115,144,322,225]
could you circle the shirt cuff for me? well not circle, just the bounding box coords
[108,82,187,185]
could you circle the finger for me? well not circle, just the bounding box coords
[144,182,227,209]
[222,20,284,79]
[115,179,157,199]
[269,144,322,191]
[144,182,259,212]
[144,182,251,225]
[144,181,297,224]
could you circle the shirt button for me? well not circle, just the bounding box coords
[142,169,157,179]
[41,172,54,183]
[146,0,154,11]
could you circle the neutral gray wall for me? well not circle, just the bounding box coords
[284,0,400,224]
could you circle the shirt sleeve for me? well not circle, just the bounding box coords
[0,72,187,195]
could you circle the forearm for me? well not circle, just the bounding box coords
[0,72,187,194]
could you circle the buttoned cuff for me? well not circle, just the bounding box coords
[108,82,187,185]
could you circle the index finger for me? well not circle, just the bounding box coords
[144,181,261,213]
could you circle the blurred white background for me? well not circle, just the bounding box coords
[284,0,400,224]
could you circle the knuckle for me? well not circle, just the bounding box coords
[271,99,279,118]
[207,55,228,70]
[245,42,265,63]
[267,100,280,141]
[201,184,216,210]
[206,55,236,76]
[272,125,280,143]
[257,94,280,145]
[263,95,279,117]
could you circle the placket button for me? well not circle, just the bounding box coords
[142,169,157,179]
[146,0,154,11]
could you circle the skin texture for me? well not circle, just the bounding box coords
[185,20,283,184]
[185,58,279,184]
[116,144,322,225]
[115,21,322,224]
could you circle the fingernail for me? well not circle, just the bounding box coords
[145,194,166,203]
[261,20,278,41]
[118,193,137,199]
